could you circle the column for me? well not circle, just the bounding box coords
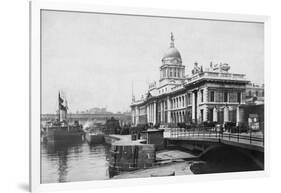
[158,102,161,123]
[224,107,229,123]
[203,106,208,122]
[236,106,240,126]
[213,107,218,122]
[204,87,208,103]
[167,97,171,123]
[162,102,165,122]
[146,105,150,123]
[153,102,157,125]
[136,107,139,125]
[148,104,151,123]
[192,92,196,122]
[131,107,135,125]
[161,102,163,123]
[150,104,152,123]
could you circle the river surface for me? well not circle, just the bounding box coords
[41,141,111,183]
[41,138,262,183]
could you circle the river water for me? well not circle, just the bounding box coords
[41,141,111,183]
[41,138,262,183]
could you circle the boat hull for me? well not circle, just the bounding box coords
[42,125,85,144]
[85,133,104,144]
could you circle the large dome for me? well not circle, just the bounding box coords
[162,32,182,62]
[162,47,181,60]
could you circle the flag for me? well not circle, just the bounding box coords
[59,103,67,111]
[58,92,67,111]
[59,92,64,104]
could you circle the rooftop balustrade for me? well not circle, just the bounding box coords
[186,71,247,84]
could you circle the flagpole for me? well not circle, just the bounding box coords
[58,91,60,122]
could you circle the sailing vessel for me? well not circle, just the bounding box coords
[41,92,85,144]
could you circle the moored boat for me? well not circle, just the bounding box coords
[85,132,104,144]
[41,92,85,144]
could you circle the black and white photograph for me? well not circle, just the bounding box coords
[39,8,265,184]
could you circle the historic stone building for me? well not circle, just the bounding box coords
[131,33,250,127]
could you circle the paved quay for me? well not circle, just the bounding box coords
[113,161,194,179]
[156,149,198,161]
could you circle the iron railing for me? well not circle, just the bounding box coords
[166,127,264,147]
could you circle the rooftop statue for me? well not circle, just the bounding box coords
[212,62,231,72]
[192,62,203,75]
[149,81,157,89]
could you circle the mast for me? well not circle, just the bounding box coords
[132,81,135,102]
[58,91,61,121]
[65,98,68,120]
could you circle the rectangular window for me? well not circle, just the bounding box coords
[217,91,223,102]
[200,109,204,122]
[224,92,228,102]
[201,90,204,102]
[237,92,241,103]
[187,93,191,105]
[210,91,215,102]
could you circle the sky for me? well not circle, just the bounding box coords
[41,10,264,114]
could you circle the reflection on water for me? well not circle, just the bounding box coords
[41,141,111,183]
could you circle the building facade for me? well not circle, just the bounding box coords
[131,33,251,127]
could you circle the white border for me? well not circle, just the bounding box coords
[30,1,270,192]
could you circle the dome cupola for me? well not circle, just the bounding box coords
[162,32,182,63]
[159,33,185,86]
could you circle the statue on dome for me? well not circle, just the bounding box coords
[170,32,175,48]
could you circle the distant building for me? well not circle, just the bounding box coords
[131,33,261,127]
[82,107,111,114]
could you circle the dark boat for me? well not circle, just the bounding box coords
[41,92,84,144]
[84,121,105,144]
[85,131,104,144]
